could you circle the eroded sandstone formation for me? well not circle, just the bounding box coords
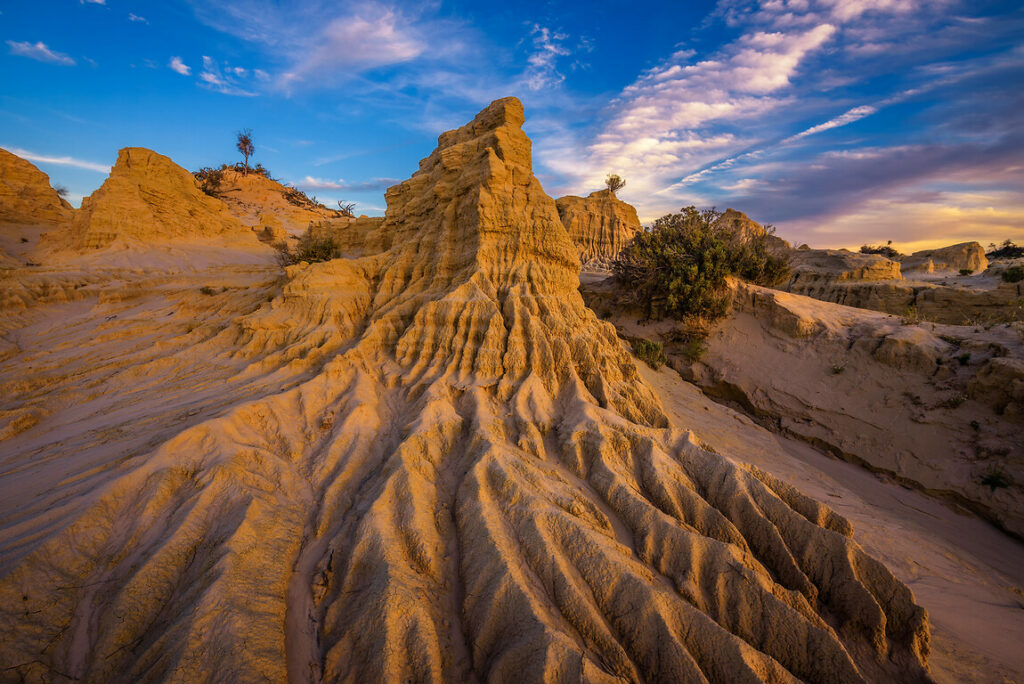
[0,98,931,683]
[555,188,641,266]
[0,148,74,226]
[901,242,988,274]
[216,167,346,231]
[44,147,245,250]
[713,208,791,255]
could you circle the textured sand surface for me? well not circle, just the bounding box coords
[0,99,934,682]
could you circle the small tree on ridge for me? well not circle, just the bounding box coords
[236,129,254,176]
[605,174,626,195]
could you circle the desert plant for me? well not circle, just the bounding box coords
[1002,265,1024,283]
[612,206,790,321]
[959,268,973,276]
[987,240,1024,259]
[54,185,69,198]
[901,306,922,325]
[957,353,971,366]
[193,166,226,196]
[941,393,966,409]
[337,200,356,217]
[605,174,626,195]
[859,241,903,260]
[830,363,846,374]
[631,338,665,369]
[236,129,254,175]
[273,228,339,267]
[980,465,1009,491]
[199,286,217,296]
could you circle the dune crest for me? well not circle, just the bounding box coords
[0,98,930,683]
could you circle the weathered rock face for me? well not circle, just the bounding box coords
[713,208,791,255]
[46,147,244,250]
[0,98,930,683]
[902,242,988,274]
[0,148,74,226]
[308,215,390,257]
[555,188,640,266]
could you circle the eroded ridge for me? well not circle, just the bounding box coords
[0,98,930,683]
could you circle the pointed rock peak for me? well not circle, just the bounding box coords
[437,96,525,147]
[0,147,74,226]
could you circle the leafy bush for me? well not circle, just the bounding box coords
[1002,265,1024,283]
[612,206,790,321]
[273,228,339,267]
[631,338,665,369]
[987,240,1024,259]
[194,167,225,196]
[859,242,903,260]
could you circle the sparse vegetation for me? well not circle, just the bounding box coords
[236,129,255,175]
[337,200,356,217]
[631,338,666,369]
[901,306,922,325]
[199,286,217,296]
[1001,265,1024,283]
[986,239,1024,259]
[959,268,973,276]
[941,393,966,409]
[859,240,903,260]
[282,186,330,211]
[612,206,790,321]
[54,185,69,198]
[831,363,846,374]
[980,465,1009,491]
[605,174,626,195]
[273,227,339,267]
[194,166,226,196]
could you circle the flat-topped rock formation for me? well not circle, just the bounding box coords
[0,148,74,226]
[555,188,641,266]
[789,248,903,283]
[901,241,988,275]
[0,98,931,683]
[43,147,247,251]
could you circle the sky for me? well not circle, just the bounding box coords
[2,0,1022,251]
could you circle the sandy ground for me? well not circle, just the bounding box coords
[638,362,1024,683]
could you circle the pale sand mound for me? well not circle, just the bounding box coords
[0,99,930,682]
[214,168,347,233]
[41,147,253,252]
[0,148,74,226]
[556,189,641,266]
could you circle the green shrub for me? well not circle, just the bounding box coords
[273,228,339,267]
[980,466,1009,491]
[194,167,225,196]
[631,338,666,369]
[1002,265,1024,283]
[612,206,790,321]
[859,242,903,260]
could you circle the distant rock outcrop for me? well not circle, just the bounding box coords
[0,148,74,226]
[46,147,245,250]
[555,188,640,266]
[788,248,903,287]
[0,98,930,683]
[713,208,791,255]
[901,241,988,274]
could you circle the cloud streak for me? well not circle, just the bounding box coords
[169,56,191,75]
[7,40,76,66]
[4,147,110,173]
[298,176,401,192]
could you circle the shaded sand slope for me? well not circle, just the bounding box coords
[640,364,1024,684]
[1,99,930,682]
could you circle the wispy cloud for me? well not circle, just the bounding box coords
[198,56,257,96]
[524,25,570,90]
[298,176,401,192]
[787,104,878,140]
[129,13,148,24]
[6,40,76,66]
[4,147,110,173]
[169,56,191,75]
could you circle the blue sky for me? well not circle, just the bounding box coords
[2,0,1022,250]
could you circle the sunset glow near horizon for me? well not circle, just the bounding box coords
[2,0,1022,251]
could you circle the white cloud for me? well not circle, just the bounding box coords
[81,0,105,4]
[169,56,191,75]
[6,40,76,66]
[4,147,110,173]
[524,25,570,91]
[129,13,148,24]
[198,56,257,96]
[787,104,877,140]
